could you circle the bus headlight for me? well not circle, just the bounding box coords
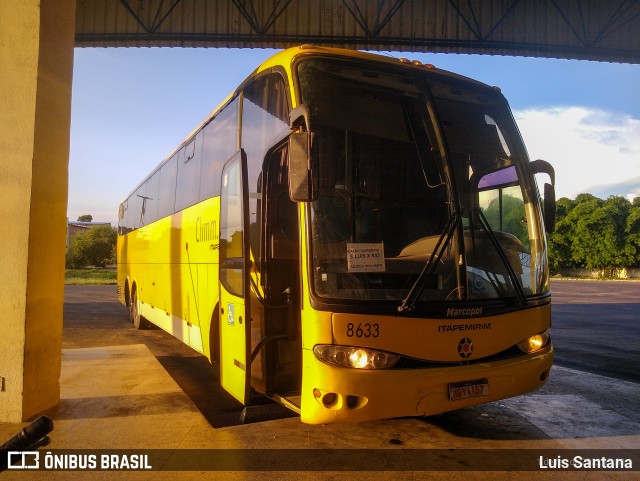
[517,330,550,354]
[313,345,400,369]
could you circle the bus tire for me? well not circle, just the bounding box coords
[124,280,131,307]
[130,285,150,330]
[209,305,221,366]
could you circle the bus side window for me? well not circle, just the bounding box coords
[200,96,240,201]
[175,134,203,211]
[220,155,246,297]
[119,199,131,234]
[277,195,298,241]
[242,73,291,270]
[269,147,298,261]
[131,185,145,229]
[144,170,160,225]
[157,153,178,219]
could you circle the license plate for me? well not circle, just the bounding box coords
[448,379,489,401]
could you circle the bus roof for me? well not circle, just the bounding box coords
[120,45,497,204]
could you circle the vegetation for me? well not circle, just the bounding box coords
[66,224,117,269]
[77,214,93,222]
[548,194,640,272]
[483,192,529,248]
[65,269,116,285]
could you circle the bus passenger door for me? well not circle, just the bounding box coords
[219,150,251,404]
[260,145,302,400]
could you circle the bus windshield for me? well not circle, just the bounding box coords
[297,58,548,306]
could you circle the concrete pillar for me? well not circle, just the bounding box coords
[0,0,76,422]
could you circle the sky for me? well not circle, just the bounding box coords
[68,48,640,225]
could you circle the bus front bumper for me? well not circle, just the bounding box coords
[299,344,553,424]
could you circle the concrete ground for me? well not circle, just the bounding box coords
[0,284,638,480]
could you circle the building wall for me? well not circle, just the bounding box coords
[0,0,76,422]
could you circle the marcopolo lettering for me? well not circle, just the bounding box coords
[446,307,483,317]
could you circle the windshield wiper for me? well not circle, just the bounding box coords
[471,207,527,306]
[398,213,459,314]
[402,97,445,190]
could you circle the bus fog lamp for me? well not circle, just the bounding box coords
[313,345,399,369]
[517,330,550,353]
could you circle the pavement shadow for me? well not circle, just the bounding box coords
[153,355,246,428]
[421,403,551,441]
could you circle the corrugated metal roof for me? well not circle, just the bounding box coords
[75,0,640,64]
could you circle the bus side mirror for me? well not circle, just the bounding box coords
[288,104,317,202]
[288,131,317,202]
[543,182,556,233]
[531,159,556,233]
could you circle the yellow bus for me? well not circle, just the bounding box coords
[117,45,556,424]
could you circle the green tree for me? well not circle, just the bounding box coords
[547,197,578,271]
[597,196,632,268]
[554,197,577,222]
[574,193,600,205]
[66,225,116,268]
[483,194,528,246]
[568,195,606,268]
[548,194,640,271]
[547,195,602,269]
[77,214,93,222]
[625,202,640,267]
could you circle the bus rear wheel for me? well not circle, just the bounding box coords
[130,288,150,330]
